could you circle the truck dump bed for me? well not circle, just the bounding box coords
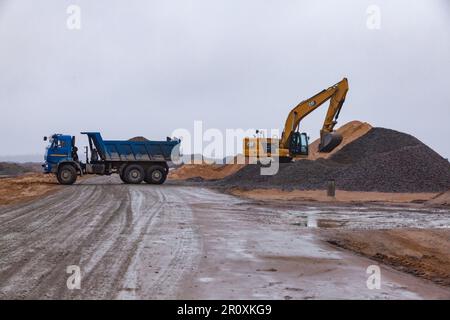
[82,132,179,162]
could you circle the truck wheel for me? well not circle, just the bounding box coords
[119,172,129,184]
[124,165,144,184]
[145,165,167,184]
[57,164,77,185]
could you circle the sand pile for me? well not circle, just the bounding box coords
[220,127,450,193]
[170,163,245,181]
[169,155,245,180]
[0,173,57,205]
[307,120,372,160]
[128,136,149,142]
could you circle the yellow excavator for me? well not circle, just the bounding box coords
[244,78,349,162]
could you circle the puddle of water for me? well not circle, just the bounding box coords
[286,206,450,230]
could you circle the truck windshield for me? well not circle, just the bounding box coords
[48,137,57,149]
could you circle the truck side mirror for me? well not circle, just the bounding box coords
[43,136,47,141]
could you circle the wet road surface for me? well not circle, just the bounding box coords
[0,176,449,299]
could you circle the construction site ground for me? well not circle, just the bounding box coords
[0,175,449,299]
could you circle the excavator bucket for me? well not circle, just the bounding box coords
[319,132,343,152]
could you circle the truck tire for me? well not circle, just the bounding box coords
[145,165,167,184]
[124,164,144,184]
[119,172,129,184]
[57,164,77,185]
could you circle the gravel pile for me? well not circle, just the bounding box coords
[219,128,450,193]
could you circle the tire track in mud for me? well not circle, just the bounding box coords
[26,185,141,299]
[54,184,199,299]
[0,185,123,298]
[1,177,449,299]
[74,188,165,299]
[0,186,102,278]
[0,186,103,250]
[0,176,202,299]
[34,192,133,299]
[118,188,201,299]
[0,186,87,231]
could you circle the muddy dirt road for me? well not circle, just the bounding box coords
[0,176,449,299]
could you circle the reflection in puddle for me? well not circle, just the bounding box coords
[287,206,450,230]
[307,214,317,228]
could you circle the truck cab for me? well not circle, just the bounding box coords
[43,134,82,184]
[43,134,77,173]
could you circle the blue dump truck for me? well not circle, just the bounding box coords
[43,132,180,185]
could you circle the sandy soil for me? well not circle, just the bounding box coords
[0,173,58,206]
[427,190,450,206]
[229,188,438,205]
[169,157,245,180]
[307,120,372,160]
[322,229,450,287]
[0,176,449,299]
[169,163,245,180]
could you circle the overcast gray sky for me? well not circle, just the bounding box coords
[0,0,449,160]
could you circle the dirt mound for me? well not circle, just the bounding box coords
[169,155,245,180]
[329,127,422,164]
[220,127,450,193]
[230,188,437,204]
[0,173,57,205]
[308,121,372,160]
[169,165,238,181]
[332,143,450,192]
[0,162,41,177]
[128,136,149,142]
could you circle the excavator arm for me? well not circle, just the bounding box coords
[280,78,349,152]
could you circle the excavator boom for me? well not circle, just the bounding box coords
[243,78,349,161]
[280,78,349,152]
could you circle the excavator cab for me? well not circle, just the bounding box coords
[289,132,309,156]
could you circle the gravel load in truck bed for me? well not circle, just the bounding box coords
[218,128,450,193]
